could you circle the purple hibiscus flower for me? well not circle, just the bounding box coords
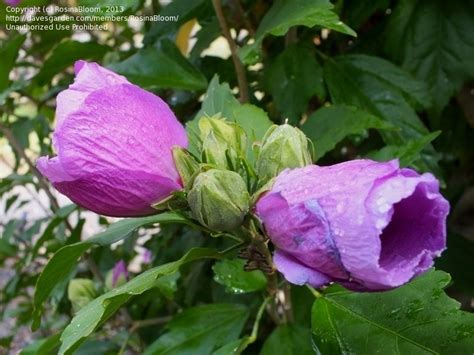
[37,61,188,217]
[4,0,21,6]
[112,260,129,287]
[255,159,449,291]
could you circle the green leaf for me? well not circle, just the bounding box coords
[368,131,441,168]
[212,339,242,355]
[143,0,212,45]
[264,44,325,123]
[256,0,355,37]
[240,0,355,64]
[343,0,389,29]
[32,212,191,330]
[385,0,474,116]
[0,79,28,106]
[260,324,314,355]
[188,76,272,159]
[311,270,474,354]
[302,105,394,160]
[109,39,207,91]
[30,204,77,260]
[143,303,249,355]
[212,259,267,294]
[323,55,441,175]
[59,248,223,355]
[0,35,25,92]
[34,41,110,85]
[19,333,61,355]
[338,54,432,110]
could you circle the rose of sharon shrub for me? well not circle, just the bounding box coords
[256,159,449,291]
[37,61,187,217]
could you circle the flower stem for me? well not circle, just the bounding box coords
[237,297,270,352]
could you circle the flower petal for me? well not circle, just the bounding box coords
[37,156,74,183]
[256,192,347,279]
[268,160,399,283]
[39,63,188,217]
[274,250,331,287]
[359,171,449,289]
[55,83,187,182]
[55,61,128,133]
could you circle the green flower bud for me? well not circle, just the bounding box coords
[67,278,97,312]
[199,116,247,169]
[172,146,200,188]
[188,169,250,232]
[256,124,312,183]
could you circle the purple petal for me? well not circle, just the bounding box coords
[256,192,347,279]
[112,260,129,287]
[37,62,187,217]
[264,160,399,280]
[142,249,153,264]
[55,61,128,135]
[256,159,449,291]
[274,250,330,287]
[4,0,21,5]
[360,171,449,289]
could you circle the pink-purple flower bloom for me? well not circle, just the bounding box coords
[4,0,21,6]
[256,159,449,291]
[112,260,129,287]
[37,61,188,217]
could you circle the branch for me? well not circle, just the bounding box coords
[212,0,249,103]
[0,122,60,212]
[233,0,256,37]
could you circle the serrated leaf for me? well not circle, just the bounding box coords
[240,0,355,64]
[260,324,313,355]
[34,41,110,85]
[302,105,395,160]
[311,270,474,354]
[143,303,249,355]
[323,55,441,175]
[264,44,325,123]
[212,259,267,294]
[385,0,474,116]
[109,39,207,91]
[368,131,440,168]
[59,248,222,355]
[32,212,191,330]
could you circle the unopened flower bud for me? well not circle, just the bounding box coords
[67,278,97,312]
[172,146,200,188]
[199,116,247,169]
[188,169,250,231]
[256,124,312,183]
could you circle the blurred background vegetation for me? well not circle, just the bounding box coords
[0,0,473,353]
